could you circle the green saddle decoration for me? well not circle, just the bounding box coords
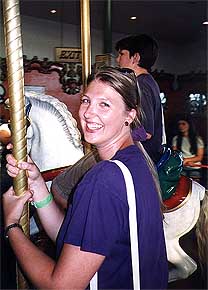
[157,148,183,200]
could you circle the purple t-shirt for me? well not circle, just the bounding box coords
[56,145,168,289]
[134,74,163,163]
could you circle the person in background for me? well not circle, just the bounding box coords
[115,34,165,163]
[172,116,204,182]
[3,68,168,289]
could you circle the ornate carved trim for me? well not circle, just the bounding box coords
[0,56,82,95]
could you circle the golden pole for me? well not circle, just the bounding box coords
[2,0,29,289]
[80,0,91,90]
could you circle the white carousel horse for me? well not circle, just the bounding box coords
[25,91,84,172]
[0,92,84,234]
[0,91,84,171]
[162,176,207,282]
[24,91,84,234]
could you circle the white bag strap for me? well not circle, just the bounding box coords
[90,272,98,290]
[161,106,167,145]
[112,160,140,289]
[90,160,140,290]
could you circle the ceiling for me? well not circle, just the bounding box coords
[19,0,207,44]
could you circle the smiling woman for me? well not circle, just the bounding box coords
[3,67,168,290]
[79,82,134,150]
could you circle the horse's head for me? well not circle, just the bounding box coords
[25,91,84,171]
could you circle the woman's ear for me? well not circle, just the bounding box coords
[126,109,137,125]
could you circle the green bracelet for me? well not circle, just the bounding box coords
[31,193,53,208]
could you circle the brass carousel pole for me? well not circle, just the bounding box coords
[2,0,29,289]
[80,0,92,152]
[80,0,91,90]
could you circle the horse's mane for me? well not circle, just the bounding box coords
[25,91,83,149]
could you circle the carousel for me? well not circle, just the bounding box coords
[1,0,207,289]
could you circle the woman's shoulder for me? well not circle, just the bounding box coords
[81,146,142,184]
[77,159,128,205]
[196,136,204,147]
[82,145,147,183]
[172,135,178,143]
[87,159,124,181]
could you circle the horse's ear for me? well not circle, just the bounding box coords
[25,101,32,117]
[25,100,32,129]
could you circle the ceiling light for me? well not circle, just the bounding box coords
[130,16,137,20]
[202,21,208,25]
[50,9,57,14]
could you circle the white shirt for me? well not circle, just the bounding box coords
[172,135,204,169]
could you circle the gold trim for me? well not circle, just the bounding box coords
[80,0,91,90]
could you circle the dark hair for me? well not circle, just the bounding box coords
[86,67,142,129]
[176,116,198,154]
[115,34,159,70]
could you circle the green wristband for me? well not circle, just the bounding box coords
[31,193,53,209]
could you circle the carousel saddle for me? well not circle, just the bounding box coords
[41,147,187,212]
[163,175,192,211]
